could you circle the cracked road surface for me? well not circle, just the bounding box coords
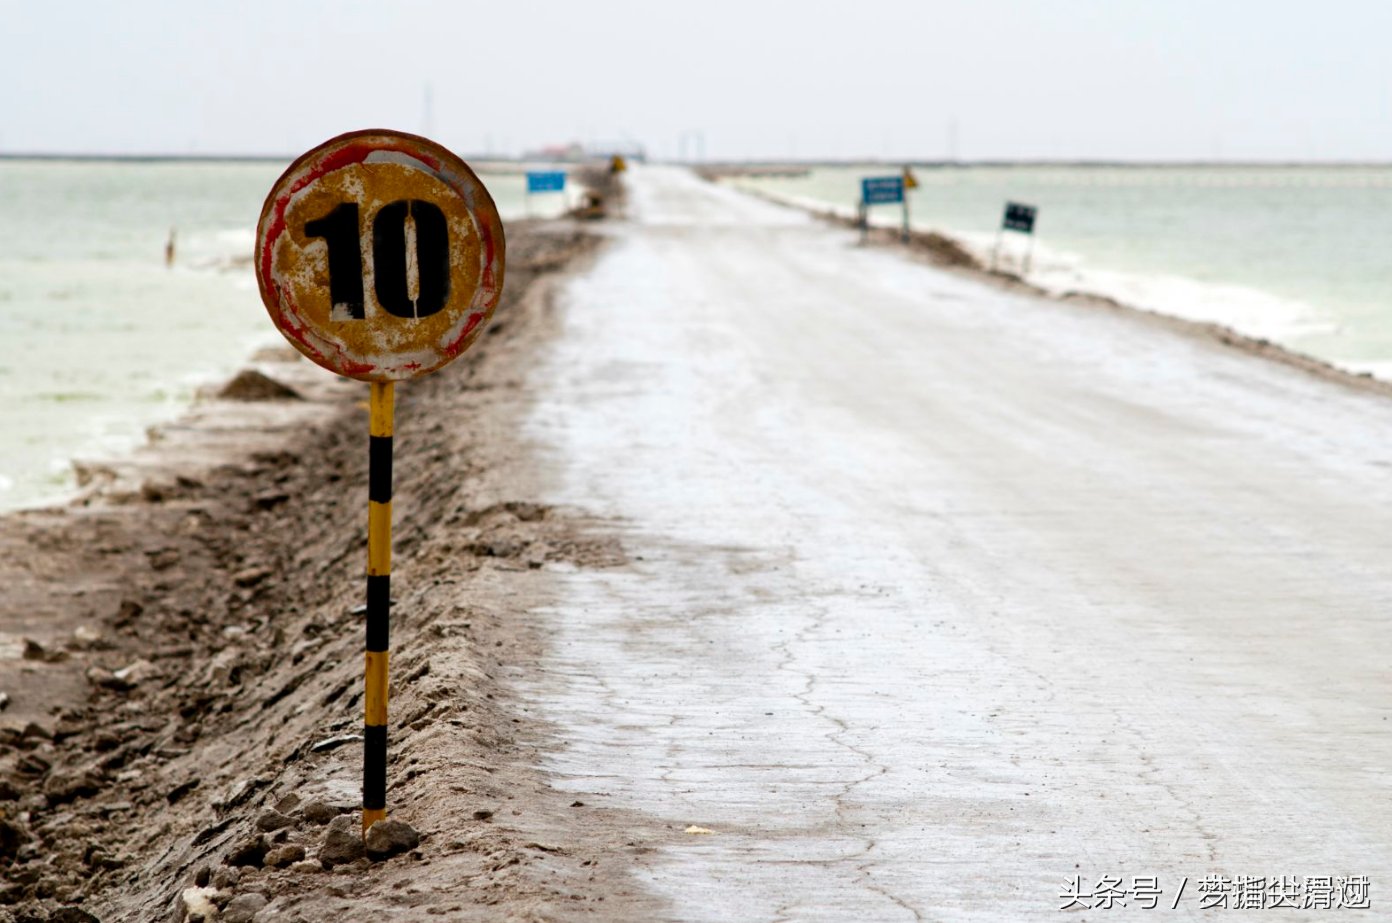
[519,166,1392,920]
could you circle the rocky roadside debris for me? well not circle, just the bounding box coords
[0,485,616,920]
[168,810,421,922]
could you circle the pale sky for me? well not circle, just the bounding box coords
[3,0,1390,162]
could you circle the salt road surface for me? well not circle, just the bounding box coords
[520,166,1392,920]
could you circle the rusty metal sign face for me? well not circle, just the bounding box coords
[256,129,505,381]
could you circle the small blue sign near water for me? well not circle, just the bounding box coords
[526,170,567,193]
[861,176,904,205]
[1002,201,1038,234]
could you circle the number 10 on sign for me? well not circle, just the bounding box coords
[256,130,506,834]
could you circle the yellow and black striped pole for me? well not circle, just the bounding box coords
[254,133,504,839]
[363,381,393,834]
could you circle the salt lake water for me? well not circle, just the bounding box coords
[0,159,578,511]
[728,164,1392,376]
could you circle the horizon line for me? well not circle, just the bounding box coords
[4,151,1392,169]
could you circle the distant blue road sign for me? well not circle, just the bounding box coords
[861,176,904,205]
[526,170,567,193]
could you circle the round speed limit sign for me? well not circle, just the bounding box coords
[256,129,505,381]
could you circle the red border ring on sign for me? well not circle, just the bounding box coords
[254,129,506,382]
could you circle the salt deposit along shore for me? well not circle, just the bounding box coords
[3,164,1391,921]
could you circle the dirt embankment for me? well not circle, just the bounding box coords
[0,167,667,922]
